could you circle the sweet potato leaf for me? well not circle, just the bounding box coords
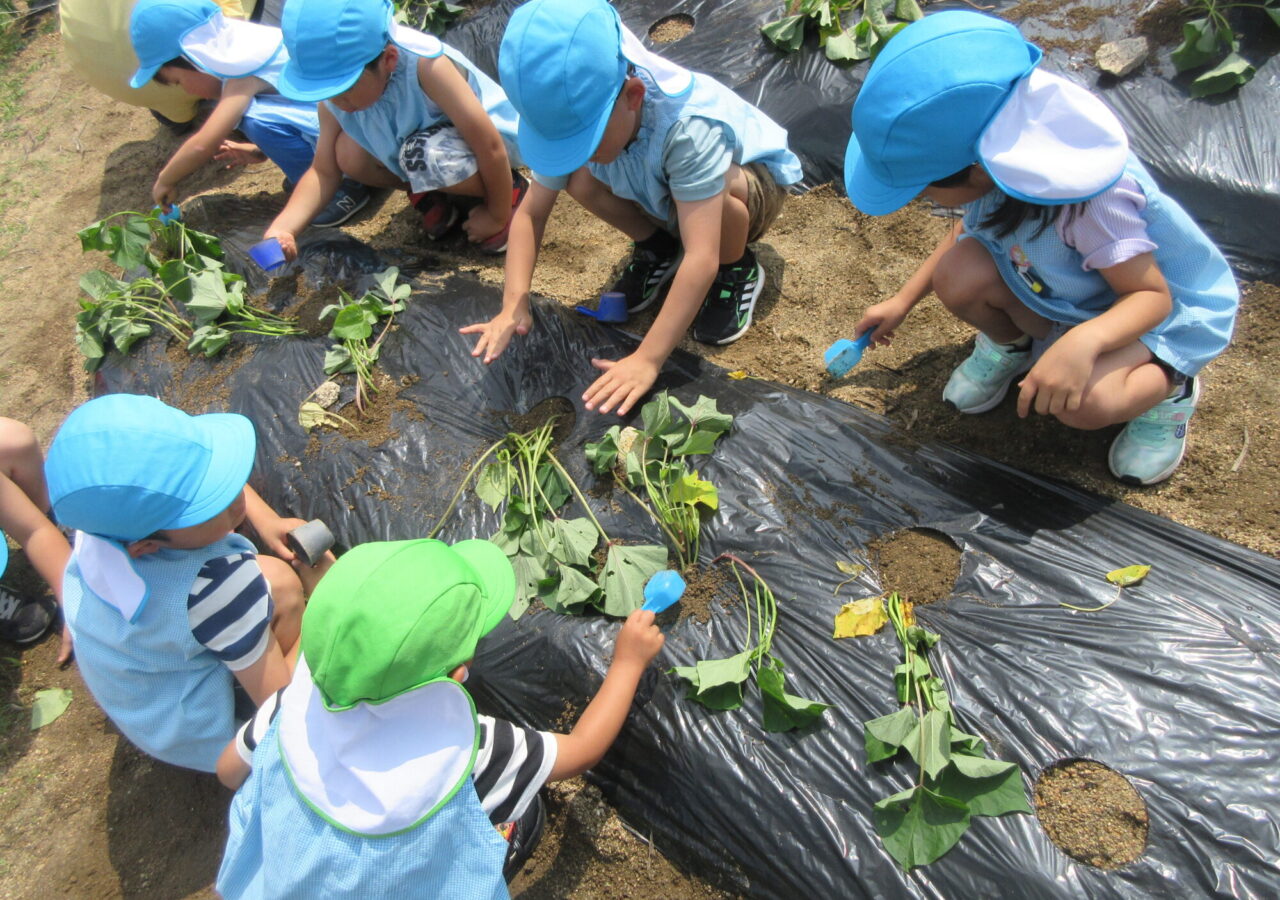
[758,661,830,732]
[873,786,971,870]
[937,757,1032,818]
[864,706,917,762]
[597,544,667,616]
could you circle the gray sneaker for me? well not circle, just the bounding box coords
[0,584,54,645]
[312,178,371,228]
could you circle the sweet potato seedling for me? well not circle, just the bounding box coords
[318,267,410,413]
[762,0,923,63]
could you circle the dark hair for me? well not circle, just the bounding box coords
[929,165,1082,239]
[151,56,196,84]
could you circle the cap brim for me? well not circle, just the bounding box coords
[516,101,613,178]
[843,134,925,216]
[451,539,516,633]
[169,412,255,529]
[130,64,163,90]
[276,61,363,103]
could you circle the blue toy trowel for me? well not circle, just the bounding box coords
[641,570,687,614]
[824,330,873,378]
[155,204,182,225]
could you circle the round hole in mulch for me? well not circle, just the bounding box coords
[648,14,694,43]
[866,527,960,604]
[1034,759,1149,869]
[507,396,577,448]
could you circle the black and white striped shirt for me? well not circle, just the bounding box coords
[235,692,556,824]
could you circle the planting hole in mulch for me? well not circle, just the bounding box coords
[1034,759,1149,870]
[506,395,576,449]
[272,271,343,338]
[648,14,694,42]
[678,562,735,624]
[866,527,960,604]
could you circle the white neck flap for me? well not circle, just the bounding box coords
[74,532,150,624]
[620,23,692,97]
[179,12,285,80]
[388,21,444,61]
[979,68,1129,204]
[278,657,478,836]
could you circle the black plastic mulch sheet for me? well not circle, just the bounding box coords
[446,0,1280,278]
[94,228,1280,899]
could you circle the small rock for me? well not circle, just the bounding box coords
[1096,37,1149,78]
[313,380,341,409]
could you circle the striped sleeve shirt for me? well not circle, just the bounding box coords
[187,551,275,672]
[232,701,557,826]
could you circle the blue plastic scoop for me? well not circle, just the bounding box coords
[156,204,182,225]
[641,570,686,614]
[824,330,873,378]
[575,291,628,324]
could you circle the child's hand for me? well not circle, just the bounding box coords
[462,205,505,243]
[459,308,532,364]
[583,353,659,416]
[855,295,912,346]
[263,228,298,262]
[613,609,664,671]
[1017,333,1096,418]
[152,178,179,210]
[214,140,268,169]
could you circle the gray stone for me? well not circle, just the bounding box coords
[1096,37,1150,78]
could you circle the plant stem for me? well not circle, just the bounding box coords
[426,436,508,540]
[545,452,612,545]
[614,477,684,565]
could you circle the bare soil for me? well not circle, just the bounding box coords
[1,10,1277,899]
[867,528,963,605]
[1034,759,1150,869]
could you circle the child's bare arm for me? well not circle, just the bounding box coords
[0,474,72,663]
[153,79,263,207]
[856,219,963,345]
[265,105,345,259]
[232,628,292,707]
[548,609,664,781]
[460,181,559,362]
[216,737,252,790]
[582,194,722,416]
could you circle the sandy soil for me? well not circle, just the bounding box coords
[1,9,1277,900]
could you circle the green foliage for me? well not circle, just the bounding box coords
[391,0,465,34]
[29,688,72,731]
[584,392,732,571]
[318,267,410,413]
[1172,0,1280,96]
[864,594,1031,869]
[671,558,830,732]
[761,0,923,63]
[75,210,301,370]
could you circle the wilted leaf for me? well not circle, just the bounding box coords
[727,370,750,380]
[669,471,718,510]
[873,786,971,870]
[834,596,888,638]
[1105,564,1151,587]
[903,708,951,779]
[757,661,829,732]
[30,688,72,731]
[937,757,1032,818]
[836,561,864,576]
[864,706,917,762]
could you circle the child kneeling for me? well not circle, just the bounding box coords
[216,538,664,897]
[45,395,331,771]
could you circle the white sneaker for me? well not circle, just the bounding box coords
[1108,377,1199,485]
[942,333,1033,414]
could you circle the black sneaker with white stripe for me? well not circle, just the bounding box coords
[0,584,54,645]
[611,238,680,314]
[312,178,371,228]
[692,246,763,345]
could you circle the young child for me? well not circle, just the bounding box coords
[215,538,664,896]
[845,11,1238,485]
[44,394,333,772]
[461,0,803,417]
[128,0,369,227]
[0,418,68,657]
[265,0,526,257]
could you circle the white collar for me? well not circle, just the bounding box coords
[73,532,149,624]
[179,12,285,80]
[620,23,692,98]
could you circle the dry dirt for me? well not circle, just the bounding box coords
[1,8,1277,899]
[1034,759,1150,869]
[866,528,962,605]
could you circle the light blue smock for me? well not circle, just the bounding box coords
[216,715,509,900]
[327,43,521,181]
[580,66,803,224]
[63,533,256,771]
[961,155,1238,377]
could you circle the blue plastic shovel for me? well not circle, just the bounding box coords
[156,204,182,225]
[641,570,687,614]
[575,291,628,324]
[824,330,873,378]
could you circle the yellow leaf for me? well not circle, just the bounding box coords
[1106,564,1151,587]
[902,600,916,628]
[833,597,888,639]
[727,370,749,380]
[836,561,865,576]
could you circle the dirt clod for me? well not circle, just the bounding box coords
[867,528,961,604]
[1035,759,1149,869]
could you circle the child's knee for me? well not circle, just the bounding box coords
[0,417,38,465]
[565,167,605,203]
[933,240,1001,309]
[258,556,305,619]
[1055,399,1122,431]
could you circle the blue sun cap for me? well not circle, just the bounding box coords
[499,0,628,176]
[279,0,396,101]
[128,0,221,89]
[45,395,256,544]
[843,11,1042,216]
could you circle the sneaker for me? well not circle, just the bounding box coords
[1108,376,1199,485]
[477,172,531,255]
[0,584,54,645]
[312,178,371,228]
[942,332,1033,414]
[408,189,460,240]
[692,247,764,345]
[611,238,681,315]
[501,791,547,882]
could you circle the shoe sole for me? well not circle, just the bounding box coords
[944,355,1033,415]
[311,193,371,229]
[697,263,765,346]
[627,249,683,315]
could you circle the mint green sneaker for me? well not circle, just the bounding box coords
[942,333,1033,414]
[1108,377,1199,485]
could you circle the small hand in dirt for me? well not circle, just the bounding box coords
[583,353,659,416]
[461,205,505,243]
[613,609,664,671]
[459,307,532,363]
[855,295,912,347]
[264,228,298,262]
[152,178,179,211]
[214,140,268,169]
[1017,331,1096,419]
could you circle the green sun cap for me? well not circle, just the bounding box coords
[301,538,515,711]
